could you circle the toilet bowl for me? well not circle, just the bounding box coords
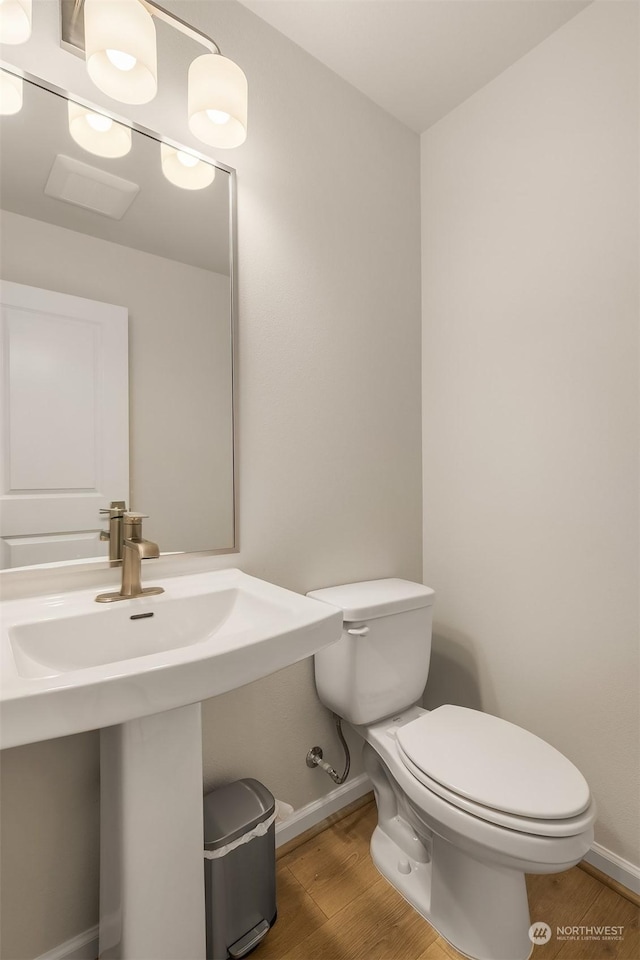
[308,579,596,960]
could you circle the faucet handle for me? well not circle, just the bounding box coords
[99,500,127,518]
[123,512,149,538]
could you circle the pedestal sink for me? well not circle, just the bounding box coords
[0,567,342,958]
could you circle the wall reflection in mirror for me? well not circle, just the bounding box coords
[0,72,235,570]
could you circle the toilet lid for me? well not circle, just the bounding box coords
[396,705,591,820]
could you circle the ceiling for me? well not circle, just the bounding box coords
[239,0,592,132]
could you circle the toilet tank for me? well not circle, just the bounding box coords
[308,579,435,725]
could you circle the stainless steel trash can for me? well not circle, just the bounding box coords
[204,778,277,960]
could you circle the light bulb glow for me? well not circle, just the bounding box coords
[106,48,137,72]
[161,144,215,190]
[176,150,199,168]
[0,69,23,115]
[205,109,231,126]
[68,101,132,158]
[0,0,32,45]
[86,112,113,133]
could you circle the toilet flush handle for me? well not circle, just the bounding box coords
[347,625,370,636]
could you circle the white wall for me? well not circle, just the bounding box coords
[0,210,234,553]
[0,2,422,957]
[422,0,639,871]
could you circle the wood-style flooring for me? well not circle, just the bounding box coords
[254,800,639,960]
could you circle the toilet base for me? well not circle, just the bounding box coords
[370,824,533,960]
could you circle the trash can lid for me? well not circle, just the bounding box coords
[203,778,275,851]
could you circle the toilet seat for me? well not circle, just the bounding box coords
[396,705,592,838]
[398,748,595,837]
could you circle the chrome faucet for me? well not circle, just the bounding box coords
[96,513,164,603]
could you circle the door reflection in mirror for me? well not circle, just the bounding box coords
[0,74,236,569]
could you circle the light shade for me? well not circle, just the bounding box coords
[0,69,23,115]
[68,101,132,158]
[0,0,31,44]
[84,0,157,105]
[188,53,247,149]
[160,144,215,190]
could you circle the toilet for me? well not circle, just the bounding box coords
[308,579,596,960]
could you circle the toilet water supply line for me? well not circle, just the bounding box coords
[306,714,351,785]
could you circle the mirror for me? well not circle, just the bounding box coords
[0,71,236,569]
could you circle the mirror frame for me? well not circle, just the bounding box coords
[0,62,239,568]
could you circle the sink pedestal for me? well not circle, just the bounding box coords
[100,704,206,959]
[1,566,343,957]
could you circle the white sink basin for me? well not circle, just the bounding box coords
[0,567,342,749]
[10,589,284,677]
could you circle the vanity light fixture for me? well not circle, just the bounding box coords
[68,101,132,157]
[160,144,215,190]
[0,0,32,45]
[0,67,23,114]
[188,53,247,150]
[70,0,248,147]
[84,0,156,105]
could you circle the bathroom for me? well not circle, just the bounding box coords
[0,1,638,959]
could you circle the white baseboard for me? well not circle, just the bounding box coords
[274,778,640,899]
[582,842,640,895]
[35,925,98,960]
[36,777,372,960]
[275,772,372,847]
[34,789,639,960]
